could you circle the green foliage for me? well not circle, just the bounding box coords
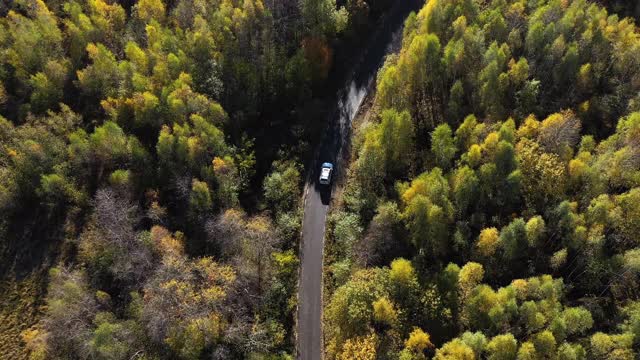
[431,124,457,170]
[451,165,479,216]
[325,268,390,351]
[326,0,640,358]
[189,179,212,217]
[89,312,142,360]
[6,0,640,358]
[301,0,348,38]
[263,161,301,214]
[401,168,454,257]
[499,218,527,261]
[0,0,358,356]
[379,109,415,174]
[486,333,518,360]
[434,338,475,360]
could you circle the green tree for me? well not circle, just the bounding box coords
[89,312,142,360]
[189,179,212,218]
[325,268,390,352]
[431,123,457,170]
[434,339,475,360]
[263,161,301,214]
[300,0,348,38]
[451,165,479,216]
[486,333,518,360]
[500,218,528,261]
[29,59,68,113]
[401,168,454,257]
[76,43,122,99]
[379,109,414,174]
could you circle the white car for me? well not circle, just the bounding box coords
[319,163,334,185]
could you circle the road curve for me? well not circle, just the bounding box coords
[296,1,422,359]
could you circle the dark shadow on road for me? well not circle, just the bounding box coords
[317,183,333,206]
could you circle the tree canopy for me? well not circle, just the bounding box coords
[324,0,640,358]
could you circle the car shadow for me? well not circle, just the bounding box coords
[319,184,332,205]
[311,176,333,206]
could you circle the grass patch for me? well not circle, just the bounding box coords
[0,272,47,359]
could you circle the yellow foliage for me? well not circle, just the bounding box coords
[511,279,528,300]
[196,257,237,285]
[125,41,148,71]
[390,258,416,286]
[434,338,476,360]
[476,227,499,257]
[22,328,47,360]
[136,0,166,23]
[373,297,397,325]
[150,225,170,242]
[405,327,434,352]
[339,334,378,360]
[525,216,545,247]
[466,144,482,167]
[212,156,227,173]
[401,178,429,204]
[0,83,6,104]
[144,253,235,360]
[568,158,587,180]
[246,215,271,234]
[459,262,484,291]
[481,132,499,157]
[516,138,567,206]
[508,58,529,84]
[550,248,568,270]
[222,208,246,224]
[517,115,540,139]
[89,0,126,29]
[150,226,184,257]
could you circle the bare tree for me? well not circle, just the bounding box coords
[538,110,581,155]
[80,188,154,285]
[236,215,279,298]
[354,202,402,267]
[141,255,237,356]
[206,208,247,259]
[42,267,97,359]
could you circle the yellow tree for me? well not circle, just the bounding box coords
[339,334,378,360]
[476,227,499,257]
[434,338,476,360]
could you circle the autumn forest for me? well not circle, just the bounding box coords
[2,0,640,359]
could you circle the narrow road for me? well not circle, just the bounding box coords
[296,1,422,359]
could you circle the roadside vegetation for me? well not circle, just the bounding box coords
[0,0,396,358]
[325,0,640,358]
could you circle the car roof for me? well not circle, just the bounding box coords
[320,166,332,179]
[321,162,333,168]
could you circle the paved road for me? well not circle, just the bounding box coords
[296,1,422,359]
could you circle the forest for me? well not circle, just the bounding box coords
[0,0,394,358]
[2,0,640,359]
[324,0,640,359]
